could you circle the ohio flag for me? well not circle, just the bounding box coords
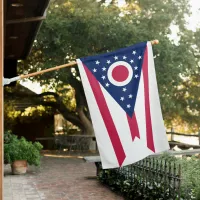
[77,41,169,169]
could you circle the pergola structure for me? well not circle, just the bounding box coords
[0,0,50,197]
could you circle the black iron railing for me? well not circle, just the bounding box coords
[99,157,183,199]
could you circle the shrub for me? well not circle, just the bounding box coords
[4,131,43,166]
[158,153,200,199]
[176,156,200,200]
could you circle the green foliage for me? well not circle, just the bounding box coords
[176,157,200,200]
[4,101,21,130]
[18,0,200,130]
[4,130,17,145]
[4,131,43,166]
[158,153,200,199]
[98,155,200,200]
[56,85,76,111]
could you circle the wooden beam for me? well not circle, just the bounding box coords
[6,16,46,25]
[166,131,199,137]
[0,0,4,198]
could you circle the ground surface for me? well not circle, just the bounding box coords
[4,154,124,200]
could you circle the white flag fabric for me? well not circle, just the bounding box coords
[77,41,169,169]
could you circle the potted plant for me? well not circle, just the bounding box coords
[4,131,43,175]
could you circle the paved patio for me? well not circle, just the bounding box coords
[4,154,124,200]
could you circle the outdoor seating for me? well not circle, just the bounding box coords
[54,135,92,153]
[54,135,78,152]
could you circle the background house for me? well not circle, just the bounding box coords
[4,83,54,149]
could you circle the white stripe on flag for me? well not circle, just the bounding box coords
[77,59,119,168]
[147,42,170,152]
[124,72,152,165]
[100,85,132,159]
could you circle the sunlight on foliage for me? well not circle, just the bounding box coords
[4,101,53,129]
[4,101,21,129]
[21,105,47,117]
[56,84,76,111]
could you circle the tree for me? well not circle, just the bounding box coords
[16,0,199,133]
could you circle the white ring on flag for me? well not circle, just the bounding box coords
[107,61,133,86]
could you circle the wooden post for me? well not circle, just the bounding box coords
[199,130,200,146]
[171,127,174,141]
[0,0,4,198]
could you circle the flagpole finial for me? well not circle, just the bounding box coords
[151,40,159,45]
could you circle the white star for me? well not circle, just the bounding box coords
[102,67,106,71]
[135,74,139,78]
[120,97,125,101]
[96,60,100,65]
[129,94,133,99]
[107,60,111,64]
[105,83,110,87]
[130,59,134,63]
[122,87,127,92]
[101,75,106,80]
[138,56,142,60]
[123,56,127,60]
[132,50,136,55]
[114,56,118,60]
[134,66,138,70]
[127,104,131,108]
[93,68,97,72]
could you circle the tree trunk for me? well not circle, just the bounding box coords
[54,113,65,132]
[77,106,94,135]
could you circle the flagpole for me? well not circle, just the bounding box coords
[3,40,159,85]
[20,61,77,79]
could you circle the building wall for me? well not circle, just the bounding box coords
[12,115,54,149]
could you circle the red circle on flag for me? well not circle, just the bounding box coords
[112,65,129,82]
[107,61,133,86]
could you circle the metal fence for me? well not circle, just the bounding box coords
[100,157,182,199]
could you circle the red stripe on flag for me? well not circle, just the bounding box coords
[83,64,126,166]
[142,47,155,152]
[127,113,140,141]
